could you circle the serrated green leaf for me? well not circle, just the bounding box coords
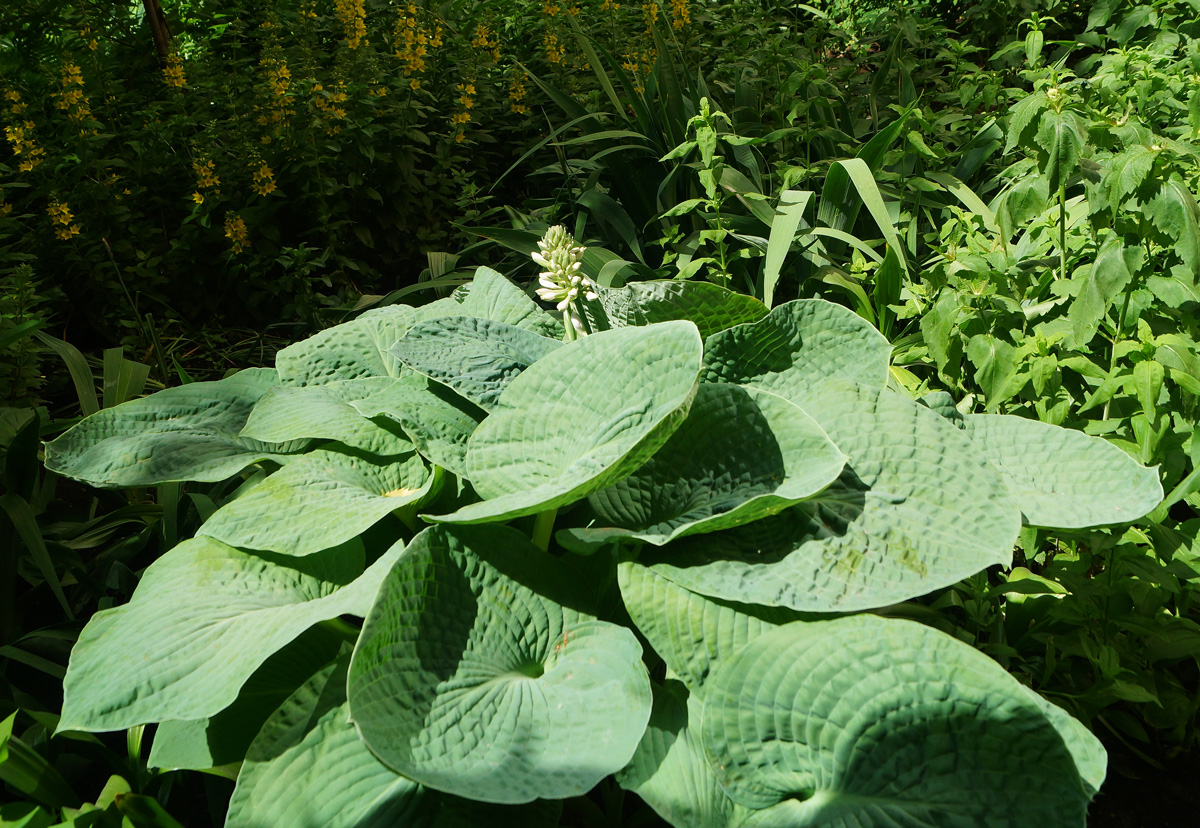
[348,525,651,804]
[389,316,562,412]
[44,369,303,487]
[429,323,702,524]
[638,382,1020,612]
[58,537,403,733]
[1070,233,1136,346]
[198,449,434,556]
[702,299,892,398]
[563,384,844,546]
[702,616,1097,825]
[1035,109,1085,192]
[961,414,1162,528]
[966,333,1021,409]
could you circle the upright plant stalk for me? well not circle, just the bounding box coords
[531,508,557,552]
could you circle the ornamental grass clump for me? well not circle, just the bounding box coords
[47,266,1162,827]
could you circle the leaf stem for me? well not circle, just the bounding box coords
[531,508,558,552]
[318,617,361,643]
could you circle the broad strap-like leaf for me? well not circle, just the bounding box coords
[429,322,702,524]
[616,681,755,828]
[350,375,486,479]
[960,414,1162,528]
[347,525,652,804]
[702,616,1098,825]
[240,378,414,455]
[228,653,562,828]
[585,280,768,340]
[701,299,892,398]
[58,537,403,733]
[389,316,562,412]
[564,384,844,546]
[44,368,304,487]
[638,382,1021,612]
[198,449,435,556]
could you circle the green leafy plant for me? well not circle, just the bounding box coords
[41,254,1165,825]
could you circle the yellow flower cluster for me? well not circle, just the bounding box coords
[670,0,690,29]
[544,32,566,65]
[394,4,443,88]
[568,4,581,14]
[450,81,475,142]
[471,23,501,63]
[300,3,318,20]
[192,157,220,203]
[47,199,81,241]
[79,27,99,51]
[261,57,291,99]
[642,1,659,30]
[4,93,46,172]
[509,74,528,115]
[224,214,249,254]
[163,52,187,88]
[601,0,621,10]
[543,2,560,17]
[622,49,656,94]
[334,0,368,50]
[311,83,349,135]
[0,186,11,215]
[251,161,278,196]
[56,62,92,123]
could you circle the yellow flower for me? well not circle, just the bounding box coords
[224,214,249,254]
[251,162,278,196]
[163,53,187,88]
[192,191,205,204]
[670,0,690,29]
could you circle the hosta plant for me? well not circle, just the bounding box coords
[46,265,1163,827]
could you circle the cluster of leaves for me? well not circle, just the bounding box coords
[39,265,1165,827]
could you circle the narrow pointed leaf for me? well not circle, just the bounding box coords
[199,450,433,556]
[58,537,403,733]
[389,316,562,412]
[702,299,892,398]
[430,322,702,524]
[702,616,1098,825]
[348,525,651,804]
[961,414,1162,528]
[565,384,844,546]
[639,382,1020,612]
[44,369,303,486]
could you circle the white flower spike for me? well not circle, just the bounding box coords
[533,225,597,340]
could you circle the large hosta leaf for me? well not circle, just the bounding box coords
[349,375,486,478]
[430,322,702,524]
[450,265,564,338]
[701,299,892,396]
[564,385,844,546]
[58,537,403,733]
[44,368,303,486]
[618,562,807,696]
[389,316,562,412]
[148,626,344,770]
[240,378,414,455]
[640,382,1020,612]
[616,681,754,828]
[587,280,768,340]
[277,269,559,386]
[702,616,1099,826]
[228,653,561,828]
[198,449,434,556]
[348,524,651,804]
[961,413,1163,528]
